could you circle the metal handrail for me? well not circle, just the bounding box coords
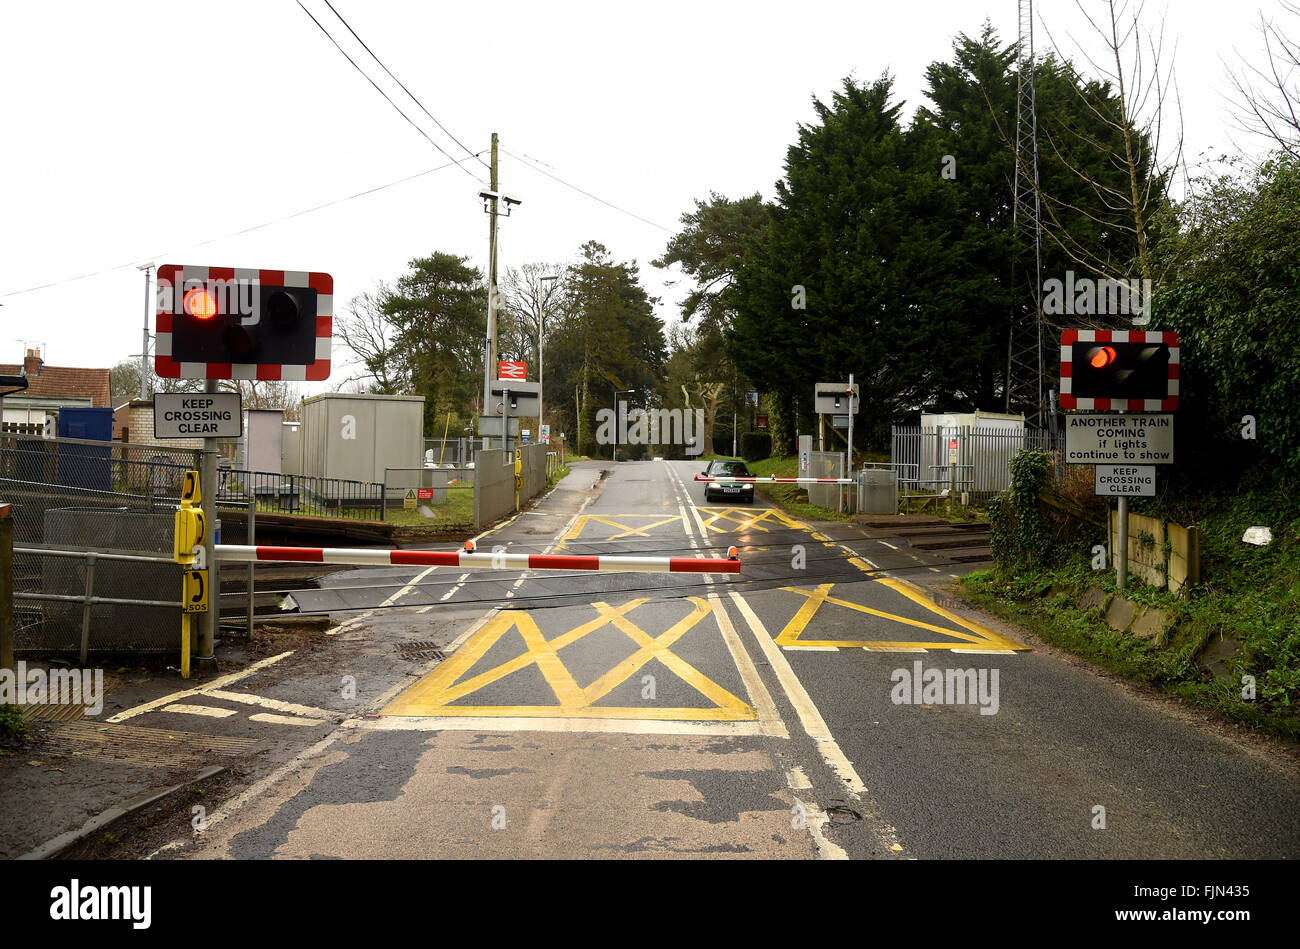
[12,546,183,661]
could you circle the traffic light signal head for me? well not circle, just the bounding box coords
[155,265,333,381]
[1060,330,1179,410]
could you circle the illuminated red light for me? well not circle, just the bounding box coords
[1088,345,1117,369]
[184,287,218,320]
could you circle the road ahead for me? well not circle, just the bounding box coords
[137,460,1299,859]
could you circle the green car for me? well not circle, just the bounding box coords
[702,459,755,503]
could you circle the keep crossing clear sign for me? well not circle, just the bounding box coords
[1095,465,1156,496]
[154,393,242,438]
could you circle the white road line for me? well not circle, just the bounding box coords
[205,689,335,720]
[709,594,788,738]
[786,767,813,790]
[353,716,774,737]
[727,591,868,800]
[162,704,237,718]
[801,801,849,860]
[327,564,440,635]
[107,651,295,723]
[249,712,326,727]
[879,541,899,550]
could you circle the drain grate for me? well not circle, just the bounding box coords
[396,641,446,662]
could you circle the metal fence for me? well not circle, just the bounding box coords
[215,464,383,520]
[1,434,199,654]
[384,466,474,527]
[891,425,1053,501]
[422,437,476,470]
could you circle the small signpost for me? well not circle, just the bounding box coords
[1060,329,1180,590]
[403,489,416,510]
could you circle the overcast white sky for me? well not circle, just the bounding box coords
[0,1,1282,393]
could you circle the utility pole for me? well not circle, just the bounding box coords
[138,263,154,400]
[481,132,500,450]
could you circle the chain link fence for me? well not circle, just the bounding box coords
[1,434,199,655]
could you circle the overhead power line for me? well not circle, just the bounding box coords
[294,0,484,181]
[319,0,488,172]
[0,153,483,299]
[501,147,675,233]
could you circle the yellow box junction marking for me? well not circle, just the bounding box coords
[382,597,758,721]
[696,507,805,534]
[556,513,685,548]
[774,582,1028,652]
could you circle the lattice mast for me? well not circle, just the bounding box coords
[1005,0,1047,427]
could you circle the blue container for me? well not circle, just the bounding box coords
[57,406,114,492]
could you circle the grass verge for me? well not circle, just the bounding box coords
[958,496,1300,743]
[747,457,853,522]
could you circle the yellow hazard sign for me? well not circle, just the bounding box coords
[403,488,416,510]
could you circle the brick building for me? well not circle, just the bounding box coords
[0,348,110,427]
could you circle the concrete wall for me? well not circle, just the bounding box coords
[300,393,423,484]
[474,444,551,530]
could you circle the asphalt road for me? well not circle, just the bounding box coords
[133,459,1299,859]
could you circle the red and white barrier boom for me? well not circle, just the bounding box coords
[215,541,741,575]
[693,474,855,485]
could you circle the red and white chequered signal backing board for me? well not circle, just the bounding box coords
[1059,328,1179,412]
[154,264,333,381]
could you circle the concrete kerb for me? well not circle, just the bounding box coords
[18,765,226,860]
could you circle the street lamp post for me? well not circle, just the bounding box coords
[613,389,636,462]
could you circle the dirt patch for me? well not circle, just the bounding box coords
[58,766,245,859]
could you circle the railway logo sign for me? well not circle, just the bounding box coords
[498,360,527,380]
[155,264,333,381]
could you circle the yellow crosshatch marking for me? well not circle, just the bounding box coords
[382,597,758,720]
[774,581,1028,652]
[557,513,684,548]
[697,507,805,534]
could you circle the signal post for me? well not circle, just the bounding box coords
[1060,329,1179,590]
[154,263,333,663]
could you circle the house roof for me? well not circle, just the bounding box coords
[0,363,111,408]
